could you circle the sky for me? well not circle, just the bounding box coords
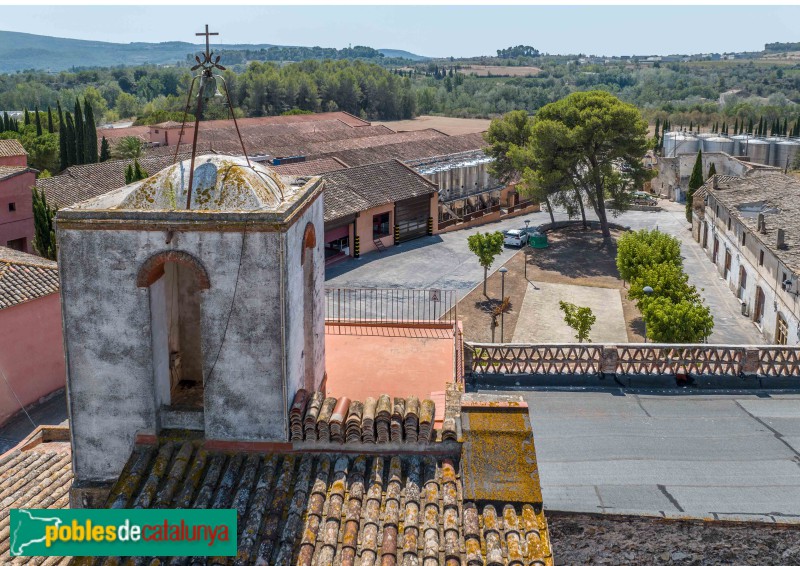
[2,5,799,58]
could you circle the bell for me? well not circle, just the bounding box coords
[199,75,223,102]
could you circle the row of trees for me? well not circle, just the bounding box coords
[484,92,652,239]
[617,230,714,343]
[58,98,98,170]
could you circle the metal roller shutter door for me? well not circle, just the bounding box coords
[395,195,430,243]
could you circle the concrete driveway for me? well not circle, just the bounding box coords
[479,386,800,524]
[326,201,765,344]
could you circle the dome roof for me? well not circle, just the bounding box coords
[117,155,291,211]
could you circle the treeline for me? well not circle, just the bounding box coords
[765,42,800,53]
[210,45,385,66]
[496,45,540,59]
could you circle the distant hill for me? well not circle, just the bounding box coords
[0,30,427,73]
[378,49,428,61]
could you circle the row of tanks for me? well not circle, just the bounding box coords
[662,131,800,168]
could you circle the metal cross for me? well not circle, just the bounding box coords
[196,24,218,61]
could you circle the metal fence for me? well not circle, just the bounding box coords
[325,287,457,325]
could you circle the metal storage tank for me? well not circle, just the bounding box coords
[745,138,771,165]
[731,134,752,156]
[702,136,735,155]
[765,136,787,167]
[662,133,700,157]
[773,139,800,170]
[696,132,715,140]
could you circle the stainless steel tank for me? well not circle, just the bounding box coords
[765,136,787,166]
[662,133,699,157]
[773,139,800,170]
[731,134,752,156]
[745,138,771,165]
[702,136,735,155]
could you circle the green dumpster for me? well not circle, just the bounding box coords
[529,231,548,248]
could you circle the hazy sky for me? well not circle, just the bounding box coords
[2,5,799,58]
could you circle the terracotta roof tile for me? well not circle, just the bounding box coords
[0,165,30,180]
[0,246,59,310]
[322,160,437,222]
[271,156,347,176]
[0,437,72,565]
[0,138,27,157]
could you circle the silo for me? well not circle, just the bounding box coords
[745,138,771,165]
[765,136,787,167]
[696,132,715,140]
[663,133,700,157]
[773,140,800,170]
[731,134,752,156]
[702,136,735,155]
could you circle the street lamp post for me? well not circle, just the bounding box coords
[499,267,509,342]
[643,286,654,343]
[524,220,530,280]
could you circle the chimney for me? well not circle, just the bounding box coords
[777,228,787,249]
[712,175,718,190]
[757,213,766,234]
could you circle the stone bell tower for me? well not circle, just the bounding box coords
[57,154,326,496]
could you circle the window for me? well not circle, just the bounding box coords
[759,250,765,266]
[7,202,15,212]
[741,232,746,246]
[716,205,720,216]
[776,313,789,345]
[373,212,391,239]
[6,237,25,251]
[727,217,732,230]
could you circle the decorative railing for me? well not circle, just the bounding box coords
[465,342,800,379]
[325,287,457,326]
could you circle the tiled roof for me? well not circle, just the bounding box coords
[0,138,27,157]
[328,133,487,167]
[0,165,30,180]
[0,246,59,309]
[36,152,192,209]
[272,157,348,176]
[96,125,150,142]
[288,390,453,443]
[322,160,437,222]
[152,121,183,129]
[702,173,800,273]
[0,429,72,565]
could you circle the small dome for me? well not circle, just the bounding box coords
[117,155,291,211]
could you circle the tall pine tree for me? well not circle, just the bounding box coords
[32,187,57,260]
[708,162,717,179]
[23,108,30,126]
[74,99,85,165]
[686,150,704,223]
[734,119,739,136]
[58,102,68,171]
[34,105,42,137]
[83,100,98,163]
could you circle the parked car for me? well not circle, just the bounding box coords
[504,229,529,247]
[632,191,658,206]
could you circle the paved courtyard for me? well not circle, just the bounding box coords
[513,281,628,343]
[480,387,800,524]
[327,201,766,345]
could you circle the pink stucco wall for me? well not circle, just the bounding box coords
[0,292,66,425]
[0,155,27,167]
[0,170,35,253]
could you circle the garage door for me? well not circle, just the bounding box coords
[395,195,430,243]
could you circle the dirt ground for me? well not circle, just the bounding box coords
[549,512,800,565]
[458,64,542,77]
[457,227,646,343]
[376,115,491,136]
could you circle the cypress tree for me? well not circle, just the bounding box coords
[3,112,8,132]
[708,162,717,179]
[34,105,42,137]
[689,121,693,132]
[83,100,98,163]
[58,102,68,171]
[757,116,762,136]
[32,187,57,260]
[132,159,148,182]
[722,122,727,135]
[748,118,754,134]
[74,99,84,165]
[47,106,54,134]
[734,119,739,136]
[99,136,110,162]
[783,118,788,137]
[124,164,134,184]
[654,118,660,148]
[0,116,4,133]
[65,112,77,167]
[686,149,704,223]
[24,108,30,126]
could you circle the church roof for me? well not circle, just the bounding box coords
[117,155,295,212]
